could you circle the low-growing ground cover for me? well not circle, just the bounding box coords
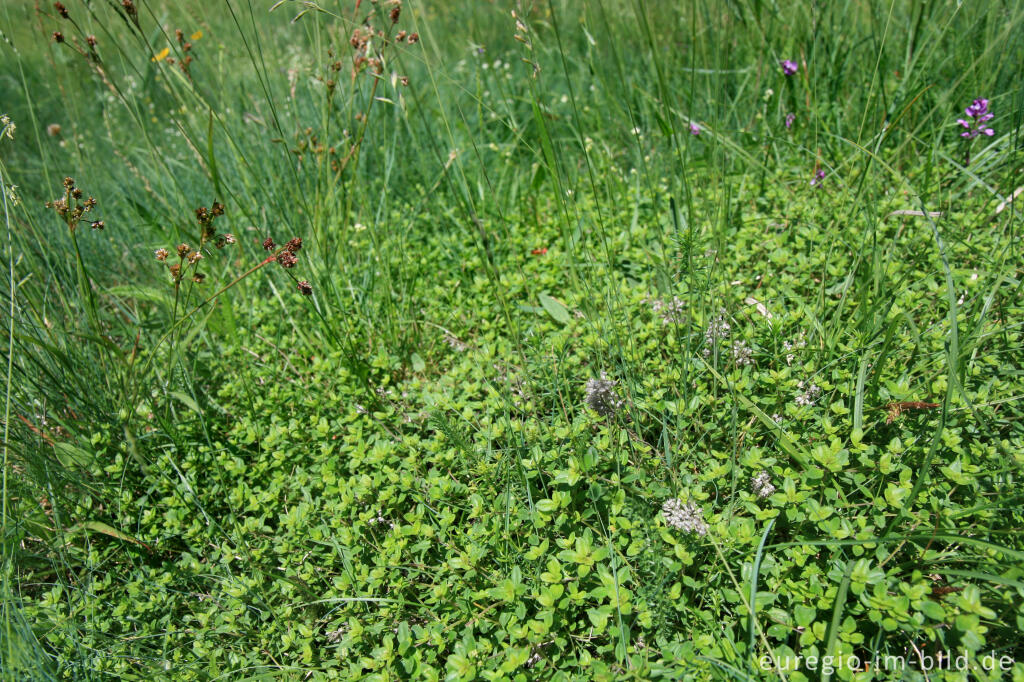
[1,0,1022,680]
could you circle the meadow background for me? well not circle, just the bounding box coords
[1,0,1023,679]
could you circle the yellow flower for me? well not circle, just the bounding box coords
[151,47,170,62]
[190,30,203,41]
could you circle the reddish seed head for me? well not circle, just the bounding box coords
[53,31,65,43]
[55,2,69,18]
[276,251,297,268]
[90,220,104,230]
[297,281,313,296]
[390,6,401,23]
[285,237,302,253]
[263,237,276,251]
[407,33,419,44]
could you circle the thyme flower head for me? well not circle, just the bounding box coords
[585,372,624,417]
[650,296,685,325]
[783,332,806,366]
[704,310,731,344]
[661,498,708,536]
[752,471,775,499]
[795,380,821,406]
[731,340,753,366]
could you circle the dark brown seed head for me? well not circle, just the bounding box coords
[263,237,276,251]
[63,176,75,189]
[285,237,302,253]
[276,251,297,268]
[407,32,419,44]
[211,202,225,217]
[53,31,64,43]
[297,281,313,296]
[71,187,83,199]
[176,243,191,259]
[86,35,97,47]
[55,2,69,18]
[390,6,401,23]
[90,220,104,230]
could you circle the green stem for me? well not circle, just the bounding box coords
[127,256,276,420]
[70,228,100,334]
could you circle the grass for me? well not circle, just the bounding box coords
[1,0,1023,679]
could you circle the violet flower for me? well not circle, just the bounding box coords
[785,113,796,129]
[780,59,798,76]
[810,169,826,187]
[957,98,994,139]
[689,122,701,136]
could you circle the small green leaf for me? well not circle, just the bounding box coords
[539,293,571,324]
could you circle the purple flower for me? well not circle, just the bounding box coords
[957,97,994,139]
[689,122,700,136]
[785,113,796,129]
[810,168,826,187]
[780,59,798,76]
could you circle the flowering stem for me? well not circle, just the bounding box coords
[127,255,276,421]
[69,228,101,335]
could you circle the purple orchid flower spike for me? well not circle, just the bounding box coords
[957,97,995,139]
[780,59,798,76]
[785,113,796,129]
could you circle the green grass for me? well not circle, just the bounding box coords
[2,0,1023,679]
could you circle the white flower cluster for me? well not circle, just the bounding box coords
[443,333,467,352]
[650,296,685,325]
[731,340,753,366]
[1,114,14,140]
[704,310,731,343]
[585,372,624,417]
[661,498,708,536]
[795,380,821,406]
[752,471,775,498]
[369,511,395,530]
[783,332,806,365]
